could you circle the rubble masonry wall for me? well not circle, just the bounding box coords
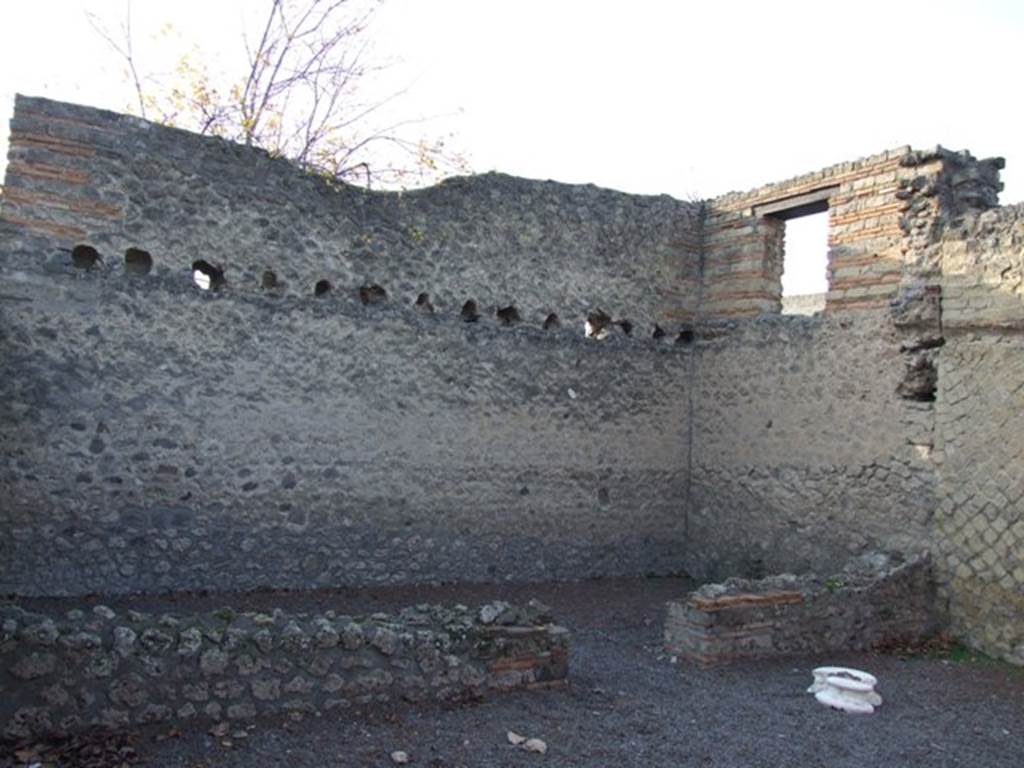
[1,95,1021,663]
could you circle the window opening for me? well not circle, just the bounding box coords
[754,185,834,316]
[780,211,829,315]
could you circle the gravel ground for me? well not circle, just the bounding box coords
[6,577,1024,767]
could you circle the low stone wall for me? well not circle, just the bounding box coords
[0,599,568,741]
[665,552,937,666]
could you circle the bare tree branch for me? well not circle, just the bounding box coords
[85,3,148,118]
[89,0,469,188]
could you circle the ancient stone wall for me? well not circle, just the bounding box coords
[0,244,693,596]
[0,95,702,328]
[0,599,568,741]
[1,95,1021,666]
[685,311,937,580]
[693,145,1020,665]
[0,96,696,596]
[931,204,1024,664]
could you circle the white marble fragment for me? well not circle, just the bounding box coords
[808,666,882,714]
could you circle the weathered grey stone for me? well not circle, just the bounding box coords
[92,605,116,621]
[283,675,315,694]
[223,627,248,651]
[113,626,137,657]
[23,619,59,646]
[227,701,257,720]
[236,653,261,675]
[253,628,274,653]
[182,682,209,702]
[213,679,245,699]
[251,677,281,701]
[281,621,309,652]
[478,602,509,625]
[85,653,117,679]
[7,707,53,740]
[200,648,230,676]
[140,628,175,653]
[41,684,70,707]
[355,668,394,691]
[323,673,346,693]
[416,644,442,674]
[138,703,171,723]
[177,627,203,657]
[109,673,148,707]
[370,626,401,656]
[313,619,340,649]
[141,655,167,677]
[306,653,332,677]
[11,652,56,680]
[61,632,102,651]
[340,622,365,651]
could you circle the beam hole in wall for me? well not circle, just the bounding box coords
[262,270,278,290]
[124,248,152,275]
[543,313,561,330]
[191,260,224,291]
[71,244,101,270]
[584,309,613,340]
[460,299,480,322]
[360,283,388,305]
[652,324,667,340]
[676,328,695,345]
[415,292,435,314]
[779,210,829,315]
[618,319,634,336]
[496,305,521,325]
[314,279,332,297]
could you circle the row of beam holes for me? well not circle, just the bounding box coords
[72,243,228,291]
[70,244,154,276]
[72,244,212,290]
[259,271,688,340]
[459,300,692,343]
[250,270,690,341]
[70,245,694,342]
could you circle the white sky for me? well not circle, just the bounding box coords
[2,0,1022,295]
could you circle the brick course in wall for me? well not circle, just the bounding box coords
[700,147,1003,319]
[703,149,910,318]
